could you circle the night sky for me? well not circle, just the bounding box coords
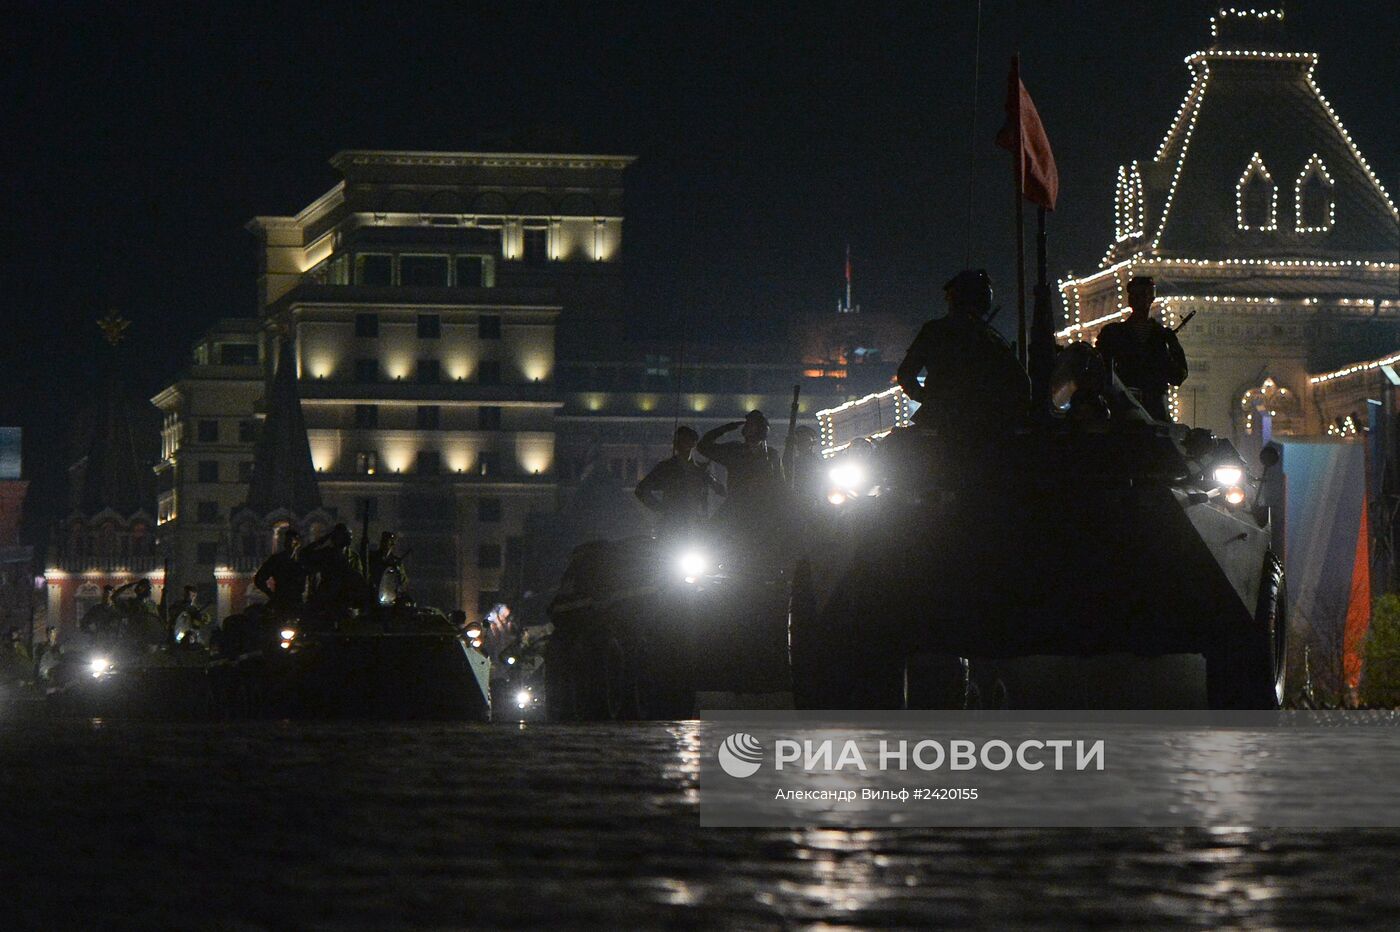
[3,0,1397,529]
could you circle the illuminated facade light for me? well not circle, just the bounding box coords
[1235,152,1277,232]
[1294,154,1335,233]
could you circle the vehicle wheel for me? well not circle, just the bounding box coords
[791,558,903,710]
[633,634,695,720]
[789,559,842,709]
[904,655,970,709]
[1207,552,1285,710]
[602,629,640,721]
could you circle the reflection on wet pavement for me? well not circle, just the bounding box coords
[3,720,1398,928]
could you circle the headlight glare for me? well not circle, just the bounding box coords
[1212,464,1244,487]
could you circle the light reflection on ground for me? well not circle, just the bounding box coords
[1,719,1397,928]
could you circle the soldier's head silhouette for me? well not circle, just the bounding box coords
[673,425,699,457]
[330,523,352,549]
[944,270,993,317]
[741,410,770,444]
[1127,276,1155,314]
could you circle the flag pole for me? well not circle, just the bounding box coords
[1013,56,1027,368]
[1030,204,1056,418]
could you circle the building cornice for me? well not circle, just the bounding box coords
[330,151,636,172]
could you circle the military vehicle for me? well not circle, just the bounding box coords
[546,528,795,721]
[791,387,1286,710]
[46,609,492,721]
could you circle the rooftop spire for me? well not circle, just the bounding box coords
[78,313,156,516]
[245,336,322,514]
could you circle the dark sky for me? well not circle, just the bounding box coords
[3,1,1397,523]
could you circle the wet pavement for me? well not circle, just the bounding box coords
[5,718,1400,929]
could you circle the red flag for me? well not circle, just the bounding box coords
[844,246,852,284]
[996,55,1059,211]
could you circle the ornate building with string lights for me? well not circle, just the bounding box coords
[1057,7,1398,456]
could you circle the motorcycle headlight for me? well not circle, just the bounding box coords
[1212,463,1244,487]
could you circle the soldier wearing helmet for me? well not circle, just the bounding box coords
[896,270,1030,436]
[1094,275,1187,422]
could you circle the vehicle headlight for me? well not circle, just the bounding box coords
[515,689,532,709]
[827,490,847,506]
[89,657,112,678]
[1224,486,1246,506]
[465,625,483,639]
[829,461,866,491]
[279,628,297,641]
[1212,463,1244,487]
[678,549,710,578]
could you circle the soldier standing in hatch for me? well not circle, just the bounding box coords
[1094,275,1188,422]
[635,425,725,535]
[254,527,309,616]
[368,531,408,605]
[897,270,1030,437]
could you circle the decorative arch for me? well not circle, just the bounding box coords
[1294,154,1335,232]
[1236,152,1277,231]
[1240,375,1301,439]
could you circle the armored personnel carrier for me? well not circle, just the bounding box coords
[791,392,1286,710]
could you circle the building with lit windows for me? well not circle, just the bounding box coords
[237,150,633,613]
[1057,7,1399,456]
[150,318,267,605]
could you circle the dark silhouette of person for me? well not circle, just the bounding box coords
[897,270,1029,437]
[1094,275,1188,422]
[254,527,309,614]
[697,410,784,502]
[301,523,367,619]
[635,426,725,533]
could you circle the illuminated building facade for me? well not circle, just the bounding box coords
[1057,8,1399,454]
[241,150,633,612]
[150,318,266,605]
[0,428,34,642]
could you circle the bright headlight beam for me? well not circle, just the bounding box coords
[515,689,531,708]
[1213,464,1244,487]
[828,461,866,490]
[678,549,709,577]
[89,657,111,678]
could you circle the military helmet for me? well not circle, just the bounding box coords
[944,269,993,315]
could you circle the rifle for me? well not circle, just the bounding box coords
[784,383,801,488]
[1172,310,1197,333]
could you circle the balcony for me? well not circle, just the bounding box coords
[298,379,560,407]
[281,282,561,313]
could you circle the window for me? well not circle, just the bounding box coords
[478,360,501,386]
[478,543,503,568]
[326,253,349,285]
[478,498,502,522]
[238,461,254,482]
[400,254,449,287]
[417,313,442,339]
[1237,153,1277,231]
[1295,154,1335,232]
[355,313,380,337]
[238,419,258,443]
[478,406,502,430]
[196,501,220,524]
[196,542,219,565]
[522,228,548,263]
[197,460,219,483]
[416,359,440,384]
[417,405,441,429]
[478,452,500,477]
[455,255,488,287]
[477,590,501,613]
[417,450,441,475]
[355,451,378,475]
[198,420,219,443]
[219,343,259,366]
[354,358,379,383]
[354,404,379,428]
[356,254,393,286]
[478,314,502,339]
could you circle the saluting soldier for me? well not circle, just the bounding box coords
[635,426,725,534]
